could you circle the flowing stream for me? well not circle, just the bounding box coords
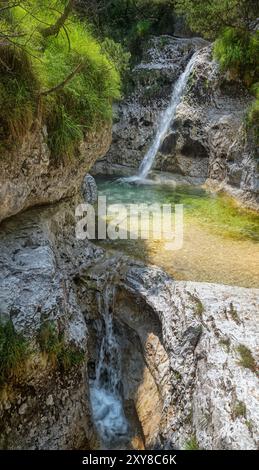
[90,285,129,448]
[122,51,198,183]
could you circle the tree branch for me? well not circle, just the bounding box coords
[39,63,83,96]
[40,0,74,38]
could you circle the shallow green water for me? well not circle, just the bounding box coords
[95,176,259,288]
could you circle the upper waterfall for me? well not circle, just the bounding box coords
[121,50,199,184]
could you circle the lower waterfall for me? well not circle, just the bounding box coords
[89,284,129,448]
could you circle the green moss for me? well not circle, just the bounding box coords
[237,344,257,372]
[184,435,200,450]
[0,320,30,386]
[233,400,246,419]
[38,321,84,371]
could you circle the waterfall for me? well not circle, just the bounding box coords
[121,51,199,183]
[95,286,121,394]
[90,284,129,447]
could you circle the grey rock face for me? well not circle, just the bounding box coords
[82,174,98,204]
[0,201,103,449]
[0,125,111,223]
[84,256,259,450]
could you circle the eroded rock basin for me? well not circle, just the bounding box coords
[96,175,259,288]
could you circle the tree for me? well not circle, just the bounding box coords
[175,0,259,39]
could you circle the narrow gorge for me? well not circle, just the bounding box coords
[0,0,258,454]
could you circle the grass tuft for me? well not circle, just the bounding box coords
[184,435,200,450]
[233,400,246,419]
[237,344,257,372]
[228,303,240,325]
[0,320,30,386]
[38,321,84,371]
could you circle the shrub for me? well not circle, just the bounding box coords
[38,321,84,371]
[214,28,259,87]
[0,320,30,385]
[0,1,121,158]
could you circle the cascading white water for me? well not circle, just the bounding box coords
[90,285,129,447]
[122,51,199,183]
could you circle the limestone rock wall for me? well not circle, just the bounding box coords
[83,256,259,450]
[0,125,111,223]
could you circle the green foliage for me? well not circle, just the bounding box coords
[38,321,84,371]
[45,100,84,160]
[0,320,30,385]
[233,400,246,419]
[0,0,120,158]
[237,344,257,372]
[214,28,259,86]
[175,0,258,39]
[0,45,37,144]
[184,435,200,450]
[246,83,259,144]
[79,0,176,48]
[101,38,131,77]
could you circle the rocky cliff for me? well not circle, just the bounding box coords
[0,122,109,448]
[0,125,111,223]
[92,37,259,209]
